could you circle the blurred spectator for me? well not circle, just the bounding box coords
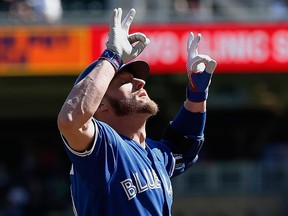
[172,0,213,20]
[27,0,63,23]
[173,0,199,15]
[9,0,34,22]
[107,0,148,21]
[107,0,171,22]
[269,0,288,20]
[8,0,63,23]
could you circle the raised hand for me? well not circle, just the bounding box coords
[106,8,150,63]
[186,32,217,102]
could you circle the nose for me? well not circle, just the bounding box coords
[133,78,146,90]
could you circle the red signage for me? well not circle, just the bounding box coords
[0,23,287,76]
[91,23,288,74]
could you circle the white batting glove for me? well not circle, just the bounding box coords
[106,8,150,63]
[186,32,217,102]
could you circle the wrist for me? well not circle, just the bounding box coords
[186,84,208,102]
[99,49,123,71]
[184,100,206,113]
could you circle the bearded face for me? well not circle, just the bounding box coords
[106,94,158,117]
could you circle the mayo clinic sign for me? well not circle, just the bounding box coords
[0,23,287,76]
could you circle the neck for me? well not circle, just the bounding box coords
[105,113,148,148]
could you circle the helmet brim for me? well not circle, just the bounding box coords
[118,60,150,81]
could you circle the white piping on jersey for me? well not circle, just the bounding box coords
[61,119,98,157]
[70,185,78,216]
[70,164,74,175]
[170,156,176,177]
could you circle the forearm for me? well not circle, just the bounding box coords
[184,99,206,113]
[59,60,115,128]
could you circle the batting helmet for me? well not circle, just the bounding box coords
[74,60,150,86]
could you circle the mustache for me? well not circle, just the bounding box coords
[106,95,158,117]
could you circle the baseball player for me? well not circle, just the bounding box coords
[57,7,216,216]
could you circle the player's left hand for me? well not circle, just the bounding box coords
[186,32,217,102]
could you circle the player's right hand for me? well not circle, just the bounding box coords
[106,8,150,63]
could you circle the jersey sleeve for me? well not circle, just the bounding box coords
[61,118,121,190]
[160,106,206,177]
[160,135,203,178]
[146,138,176,178]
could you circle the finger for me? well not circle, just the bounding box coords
[128,32,148,44]
[189,33,201,56]
[110,8,118,28]
[196,55,216,74]
[189,55,211,72]
[205,60,217,74]
[129,34,150,57]
[191,55,209,65]
[131,41,149,57]
[198,54,212,62]
[116,8,122,26]
[129,33,150,57]
[188,56,205,71]
[187,32,194,52]
[122,8,136,32]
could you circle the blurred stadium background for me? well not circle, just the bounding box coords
[1,0,288,215]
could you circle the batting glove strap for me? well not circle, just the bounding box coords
[186,83,208,102]
[186,69,212,102]
[99,49,123,71]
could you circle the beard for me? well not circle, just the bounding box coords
[106,94,158,117]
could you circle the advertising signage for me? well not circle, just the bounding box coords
[0,23,287,76]
[0,26,90,76]
[92,23,288,74]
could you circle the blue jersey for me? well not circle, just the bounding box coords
[62,118,176,216]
